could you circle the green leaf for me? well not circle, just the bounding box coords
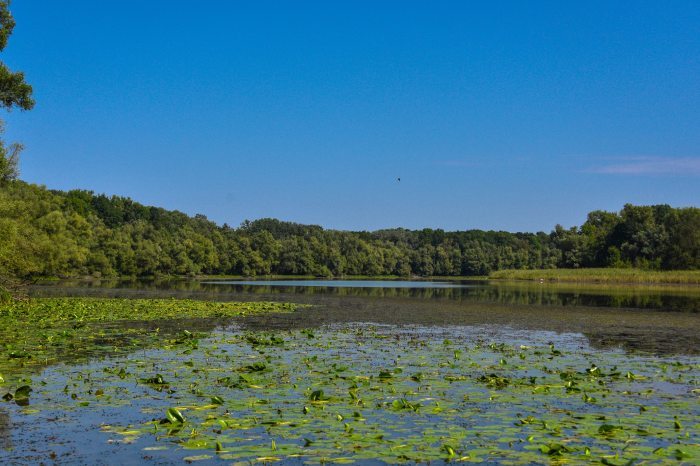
[539,443,569,456]
[598,424,622,436]
[441,444,456,457]
[309,390,325,401]
[166,407,185,423]
[14,385,32,399]
[143,374,167,385]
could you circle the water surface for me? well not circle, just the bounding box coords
[1,278,699,464]
[30,278,700,354]
[202,279,468,288]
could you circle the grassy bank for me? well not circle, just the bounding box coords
[489,268,700,285]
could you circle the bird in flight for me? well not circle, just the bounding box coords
[397,177,401,182]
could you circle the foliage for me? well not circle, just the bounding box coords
[0,182,699,280]
[0,1,31,301]
[0,61,33,111]
[0,1,33,110]
[0,1,33,183]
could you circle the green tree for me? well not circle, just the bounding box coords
[0,0,33,183]
[580,210,621,266]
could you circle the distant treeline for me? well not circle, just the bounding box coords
[0,181,698,279]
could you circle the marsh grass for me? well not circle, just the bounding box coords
[490,268,700,285]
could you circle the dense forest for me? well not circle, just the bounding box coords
[0,180,698,280]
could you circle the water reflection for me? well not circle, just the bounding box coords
[29,278,700,355]
[203,279,468,288]
[42,278,700,312]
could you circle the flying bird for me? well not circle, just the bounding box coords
[397,177,401,182]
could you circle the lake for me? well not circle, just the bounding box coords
[1,278,698,464]
[30,277,700,353]
[202,280,469,288]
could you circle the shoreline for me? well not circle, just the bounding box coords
[488,268,700,286]
[25,268,700,288]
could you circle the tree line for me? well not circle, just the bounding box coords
[0,180,697,280]
[0,3,698,282]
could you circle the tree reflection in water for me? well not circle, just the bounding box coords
[29,278,700,355]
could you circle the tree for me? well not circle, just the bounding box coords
[580,210,621,266]
[0,0,33,182]
[0,1,33,300]
[0,122,21,181]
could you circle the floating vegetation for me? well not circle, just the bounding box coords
[0,298,698,464]
[0,298,297,386]
[1,297,297,323]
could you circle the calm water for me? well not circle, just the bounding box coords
[29,278,700,354]
[202,280,468,288]
[1,278,698,464]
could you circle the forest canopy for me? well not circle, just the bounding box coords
[1,180,698,280]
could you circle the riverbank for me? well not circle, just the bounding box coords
[489,268,700,285]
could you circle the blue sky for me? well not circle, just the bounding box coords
[4,1,699,232]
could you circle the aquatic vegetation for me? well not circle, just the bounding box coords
[0,298,297,386]
[1,298,698,464]
[110,329,695,464]
[1,297,297,323]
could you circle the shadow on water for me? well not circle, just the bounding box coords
[29,278,700,355]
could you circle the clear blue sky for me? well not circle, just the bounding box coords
[4,1,700,232]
